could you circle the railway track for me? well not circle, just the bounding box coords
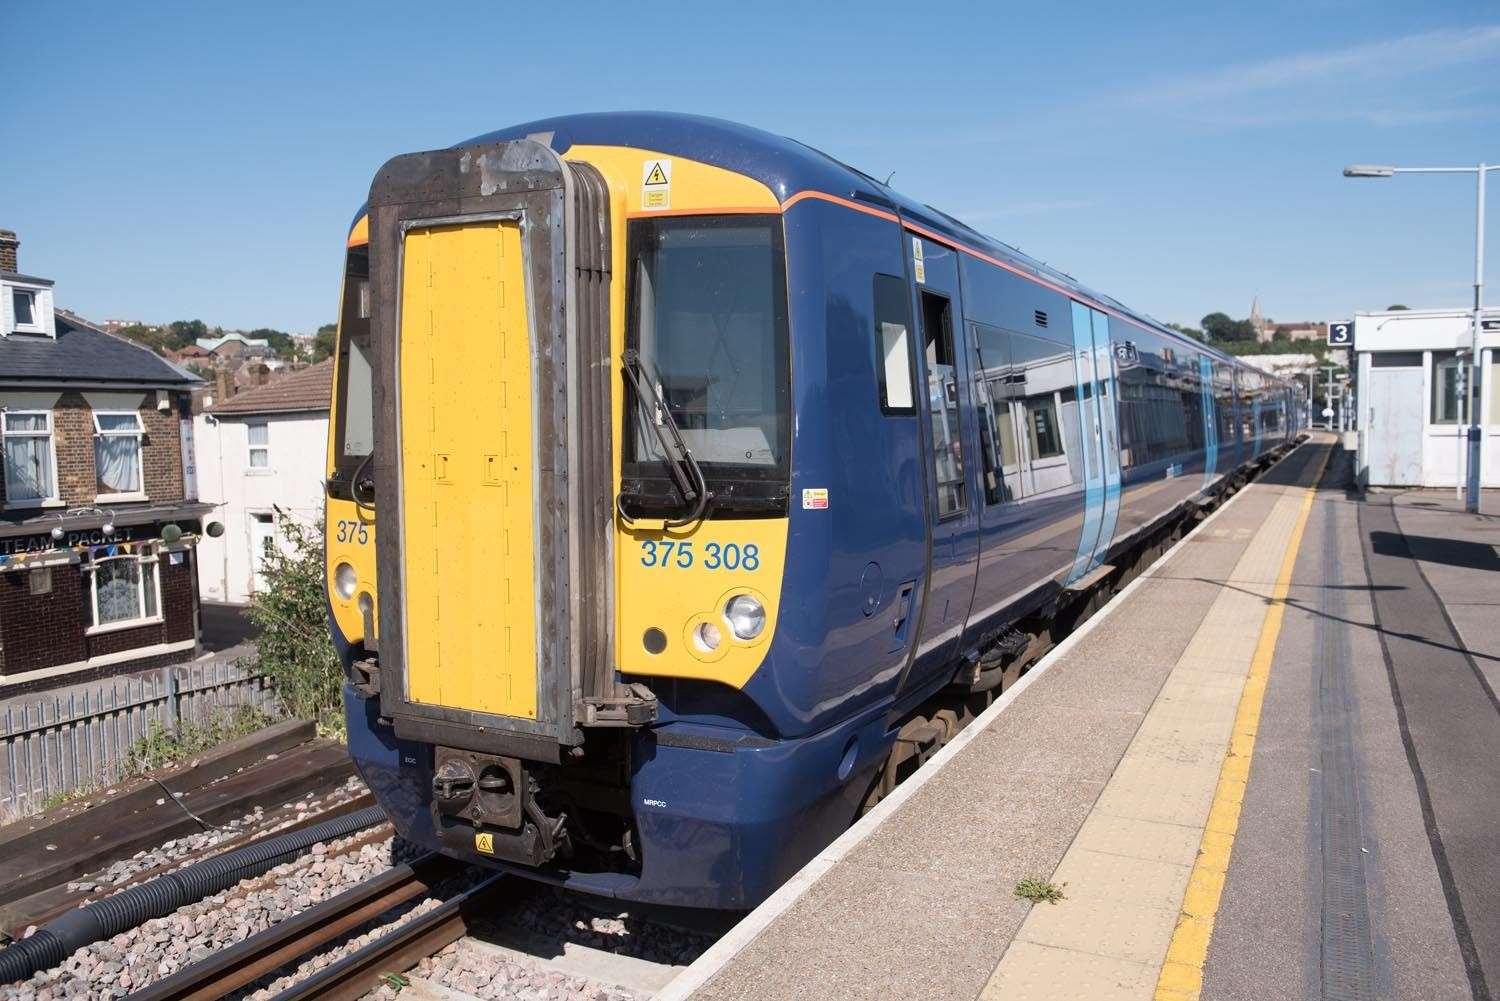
[130,851,492,1001]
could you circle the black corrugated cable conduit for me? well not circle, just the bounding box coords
[0,805,386,984]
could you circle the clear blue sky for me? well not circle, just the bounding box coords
[4,1,1497,333]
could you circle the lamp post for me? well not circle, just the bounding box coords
[1344,162,1498,513]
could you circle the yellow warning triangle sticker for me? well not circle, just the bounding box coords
[644,162,668,185]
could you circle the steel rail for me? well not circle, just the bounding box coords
[266,871,507,1001]
[129,852,465,1001]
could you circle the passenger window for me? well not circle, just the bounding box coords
[873,275,915,413]
[972,321,1019,505]
[921,291,965,518]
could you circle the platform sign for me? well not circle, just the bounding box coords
[1483,318,1500,332]
[1327,321,1353,347]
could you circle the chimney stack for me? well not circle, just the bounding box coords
[0,230,18,273]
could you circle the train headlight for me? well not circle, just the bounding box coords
[695,621,723,652]
[334,562,358,600]
[724,595,766,640]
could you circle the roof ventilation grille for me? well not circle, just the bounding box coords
[1033,309,1049,328]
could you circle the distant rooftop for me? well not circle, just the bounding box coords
[0,309,201,388]
[197,332,270,352]
[207,360,333,415]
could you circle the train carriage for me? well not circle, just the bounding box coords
[324,113,1301,909]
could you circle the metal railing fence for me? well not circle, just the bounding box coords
[0,659,277,816]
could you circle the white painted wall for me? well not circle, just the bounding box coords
[1354,308,1500,488]
[193,411,328,604]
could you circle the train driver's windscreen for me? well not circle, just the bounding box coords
[331,244,373,496]
[624,214,790,509]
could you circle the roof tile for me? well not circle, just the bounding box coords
[208,359,333,415]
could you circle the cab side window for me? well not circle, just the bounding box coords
[873,274,915,413]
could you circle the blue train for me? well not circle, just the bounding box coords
[323,113,1302,910]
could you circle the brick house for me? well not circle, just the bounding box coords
[0,229,215,691]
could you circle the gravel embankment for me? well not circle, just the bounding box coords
[65,775,370,895]
[4,817,715,1001]
[1,830,402,1001]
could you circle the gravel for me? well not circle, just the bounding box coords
[373,938,640,1001]
[62,775,370,896]
[0,828,401,1001]
[2,805,718,1001]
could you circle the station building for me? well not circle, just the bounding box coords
[1354,306,1500,487]
[0,228,214,692]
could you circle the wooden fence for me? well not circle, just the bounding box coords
[0,659,277,815]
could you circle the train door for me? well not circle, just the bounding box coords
[1066,303,1120,580]
[900,233,981,697]
[1199,354,1218,492]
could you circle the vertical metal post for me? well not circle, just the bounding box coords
[162,665,180,735]
[1467,164,1487,513]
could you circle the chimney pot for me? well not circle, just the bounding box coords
[0,229,18,274]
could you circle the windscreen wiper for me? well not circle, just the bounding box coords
[618,349,711,528]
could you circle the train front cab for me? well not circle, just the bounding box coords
[322,139,874,908]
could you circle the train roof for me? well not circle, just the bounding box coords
[361,112,1266,375]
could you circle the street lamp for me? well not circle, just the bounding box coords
[1344,161,1498,513]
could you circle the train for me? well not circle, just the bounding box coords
[323,112,1303,910]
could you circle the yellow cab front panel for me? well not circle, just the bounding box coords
[398,219,538,720]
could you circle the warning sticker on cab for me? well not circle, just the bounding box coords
[642,159,672,210]
[912,236,926,284]
[474,832,494,855]
[802,487,829,510]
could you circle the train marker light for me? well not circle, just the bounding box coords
[725,595,766,640]
[334,562,358,600]
[695,621,723,652]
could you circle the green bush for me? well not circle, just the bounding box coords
[245,519,346,738]
[123,705,277,774]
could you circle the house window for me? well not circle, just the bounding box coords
[2,410,58,504]
[248,422,270,468]
[93,411,145,496]
[86,544,161,631]
[12,289,36,328]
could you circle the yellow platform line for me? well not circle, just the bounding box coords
[1154,445,1332,1001]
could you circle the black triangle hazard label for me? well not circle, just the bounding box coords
[644,162,668,185]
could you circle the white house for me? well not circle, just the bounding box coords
[193,362,331,603]
[1354,307,1500,488]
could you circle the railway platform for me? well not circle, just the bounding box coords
[659,433,1500,1001]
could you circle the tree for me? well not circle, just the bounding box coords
[313,323,337,362]
[248,327,296,359]
[1200,313,1258,343]
[1386,304,1410,311]
[167,319,209,349]
[115,323,176,355]
[245,519,344,735]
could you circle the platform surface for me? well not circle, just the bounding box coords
[660,434,1500,1001]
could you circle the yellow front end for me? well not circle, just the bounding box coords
[564,144,789,691]
[326,141,794,714]
[327,221,378,653]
